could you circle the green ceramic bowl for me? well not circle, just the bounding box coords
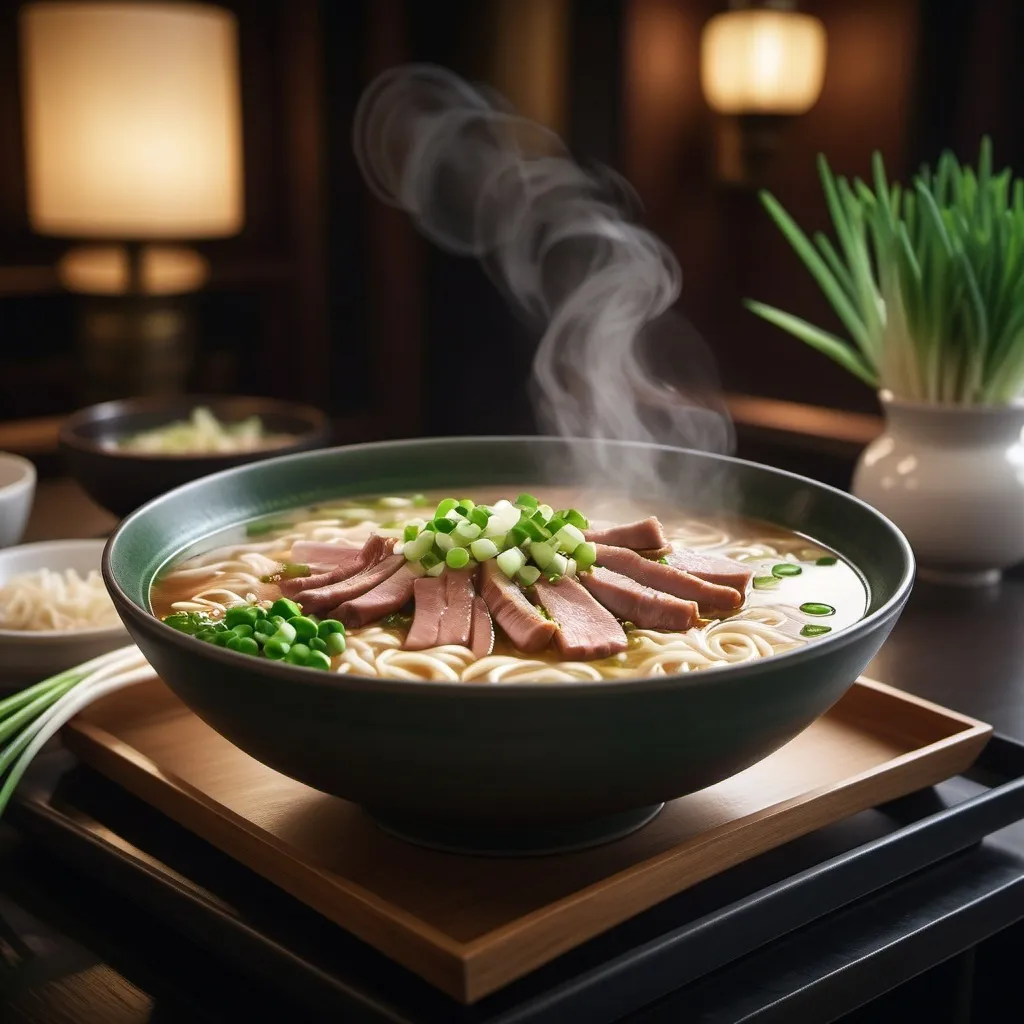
[103,437,914,854]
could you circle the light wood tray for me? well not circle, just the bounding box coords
[61,677,990,1004]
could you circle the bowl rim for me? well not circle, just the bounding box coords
[104,435,916,697]
[0,538,130,641]
[58,393,330,462]
[0,451,37,496]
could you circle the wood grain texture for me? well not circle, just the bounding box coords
[61,678,990,1004]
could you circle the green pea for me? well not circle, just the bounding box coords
[269,615,285,628]
[772,563,802,577]
[253,618,275,636]
[752,575,780,590]
[288,615,318,641]
[264,638,291,659]
[269,598,302,621]
[253,630,269,646]
[224,605,258,629]
[317,618,345,638]
[231,624,254,638]
[816,555,838,566]
[272,621,297,644]
[305,651,332,671]
[308,636,328,652]
[800,602,835,617]
[285,643,311,666]
[800,624,832,638]
[324,631,346,656]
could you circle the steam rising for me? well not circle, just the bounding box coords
[353,65,733,494]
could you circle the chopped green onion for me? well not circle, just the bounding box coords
[574,541,597,570]
[520,518,550,542]
[324,631,347,656]
[403,530,434,562]
[306,650,332,671]
[496,547,526,578]
[555,523,586,552]
[431,517,456,534]
[227,635,260,656]
[435,532,456,553]
[435,498,458,518]
[548,552,568,578]
[537,504,554,520]
[564,509,589,530]
[772,563,803,577]
[224,605,259,629]
[469,506,490,529]
[816,555,838,566]
[518,564,541,586]
[470,538,499,561]
[546,515,567,535]
[288,615,319,640]
[285,643,312,666]
[800,602,836,616]
[264,637,291,659]
[753,575,780,589]
[426,561,446,577]
[515,493,539,510]
[531,541,556,569]
[800,624,832,638]
[317,619,345,637]
[269,598,302,620]
[309,636,328,652]
[505,524,529,548]
[446,547,471,569]
[411,493,429,507]
[452,521,482,545]
[382,612,413,629]
[403,524,420,542]
[231,624,254,638]
[271,621,298,644]
[420,550,442,570]
[379,496,412,509]
[564,558,578,578]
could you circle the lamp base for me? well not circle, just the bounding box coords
[76,295,197,404]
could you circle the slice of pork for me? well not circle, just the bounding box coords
[469,595,495,658]
[437,570,474,647]
[665,548,753,594]
[333,563,419,628]
[403,575,446,650]
[479,560,556,653]
[584,517,667,551]
[282,535,394,598]
[297,552,404,616]
[290,540,365,567]
[594,544,742,610]
[580,565,699,631]
[530,576,628,660]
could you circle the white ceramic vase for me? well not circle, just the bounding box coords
[853,394,1024,585]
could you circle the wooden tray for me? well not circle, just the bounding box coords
[61,677,990,1004]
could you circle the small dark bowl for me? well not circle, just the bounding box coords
[104,438,915,855]
[60,395,331,518]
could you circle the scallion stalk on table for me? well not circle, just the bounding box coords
[0,646,155,817]
[746,137,1024,405]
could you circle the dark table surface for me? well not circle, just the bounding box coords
[3,478,1024,1022]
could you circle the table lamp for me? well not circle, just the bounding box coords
[19,1,244,400]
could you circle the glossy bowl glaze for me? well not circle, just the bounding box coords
[103,438,914,854]
[60,395,330,518]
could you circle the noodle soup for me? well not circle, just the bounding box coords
[151,489,868,683]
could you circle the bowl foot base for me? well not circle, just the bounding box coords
[366,803,665,857]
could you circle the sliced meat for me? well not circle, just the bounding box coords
[530,577,628,660]
[290,540,364,567]
[283,535,394,598]
[580,565,699,631]
[437,570,474,647]
[297,553,404,616]
[469,595,494,658]
[594,544,742,610]
[479,560,556,653]
[665,548,753,594]
[637,545,674,560]
[584,517,667,551]
[334,564,419,628]
[403,575,446,650]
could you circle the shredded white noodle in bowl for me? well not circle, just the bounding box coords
[0,539,131,683]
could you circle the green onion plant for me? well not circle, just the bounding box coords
[746,138,1024,405]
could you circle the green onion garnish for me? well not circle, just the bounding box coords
[403,524,419,542]
[518,564,541,586]
[446,547,471,569]
[752,575,780,589]
[516,493,539,510]
[431,517,456,534]
[800,602,836,616]
[412,494,429,507]
[800,624,832,638]
[530,540,556,569]
[546,515,568,535]
[469,506,490,529]
[816,555,838,566]
[403,531,434,562]
[452,521,482,545]
[470,538,499,561]
[420,550,442,571]
[520,518,550,542]
[772,563,802,577]
[434,498,458,518]
[564,509,589,530]
[505,523,529,548]
[574,541,597,571]
[496,547,526,578]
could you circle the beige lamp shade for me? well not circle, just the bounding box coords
[701,8,827,115]
[20,2,243,239]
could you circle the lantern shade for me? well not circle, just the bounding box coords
[20,2,243,239]
[700,9,827,116]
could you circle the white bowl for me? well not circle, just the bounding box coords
[0,453,36,548]
[0,539,131,686]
